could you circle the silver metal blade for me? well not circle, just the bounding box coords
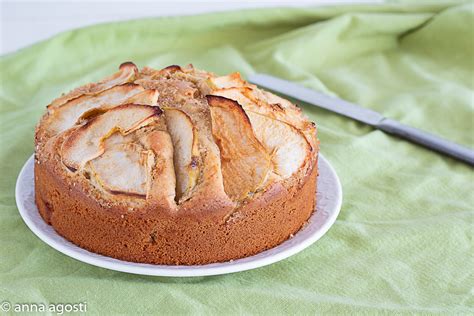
[247,73,384,126]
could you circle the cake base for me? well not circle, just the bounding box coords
[34,158,317,265]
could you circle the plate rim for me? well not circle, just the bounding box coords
[15,153,342,277]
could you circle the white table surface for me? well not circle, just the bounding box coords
[0,0,381,56]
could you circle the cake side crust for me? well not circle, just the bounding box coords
[35,155,317,265]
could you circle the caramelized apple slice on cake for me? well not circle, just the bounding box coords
[124,89,159,105]
[207,95,272,200]
[210,73,299,116]
[141,130,177,206]
[211,87,317,151]
[61,104,161,171]
[208,72,247,89]
[209,74,313,178]
[48,62,139,109]
[47,84,147,133]
[164,108,200,201]
[246,111,311,178]
[88,143,153,198]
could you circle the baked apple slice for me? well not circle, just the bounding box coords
[141,130,177,207]
[61,104,161,171]
[164,108,200,201]
[49,62,139,109]
[207,95,272,200]
[246,111,311,178]
[243,88,308,127]
[209,73,300,117]
[209,73,246,89]
[88,144,152,197]
[78,88,159,123]
[211,87,254,110]
[124,89,159,105]
[48,84,147,133]
[212,87,317,150]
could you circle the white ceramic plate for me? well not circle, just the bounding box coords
[16,154,342,277]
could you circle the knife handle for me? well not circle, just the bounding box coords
[377,118,474,166]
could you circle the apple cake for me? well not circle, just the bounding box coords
[34,62,319,265]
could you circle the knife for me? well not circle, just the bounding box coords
[247,74,474,166]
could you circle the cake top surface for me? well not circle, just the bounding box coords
[36,62,318,210]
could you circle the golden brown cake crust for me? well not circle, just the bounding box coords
[35,157,317,265]
[34,63,319,265]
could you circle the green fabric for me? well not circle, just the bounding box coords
[1,2,473,314]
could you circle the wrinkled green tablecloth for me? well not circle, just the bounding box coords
[1,2,473,314]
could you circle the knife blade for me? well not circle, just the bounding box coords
[247,73,474,166]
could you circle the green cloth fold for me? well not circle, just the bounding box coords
[1,2,473,314]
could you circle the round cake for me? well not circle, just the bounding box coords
[34,62,319,265]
